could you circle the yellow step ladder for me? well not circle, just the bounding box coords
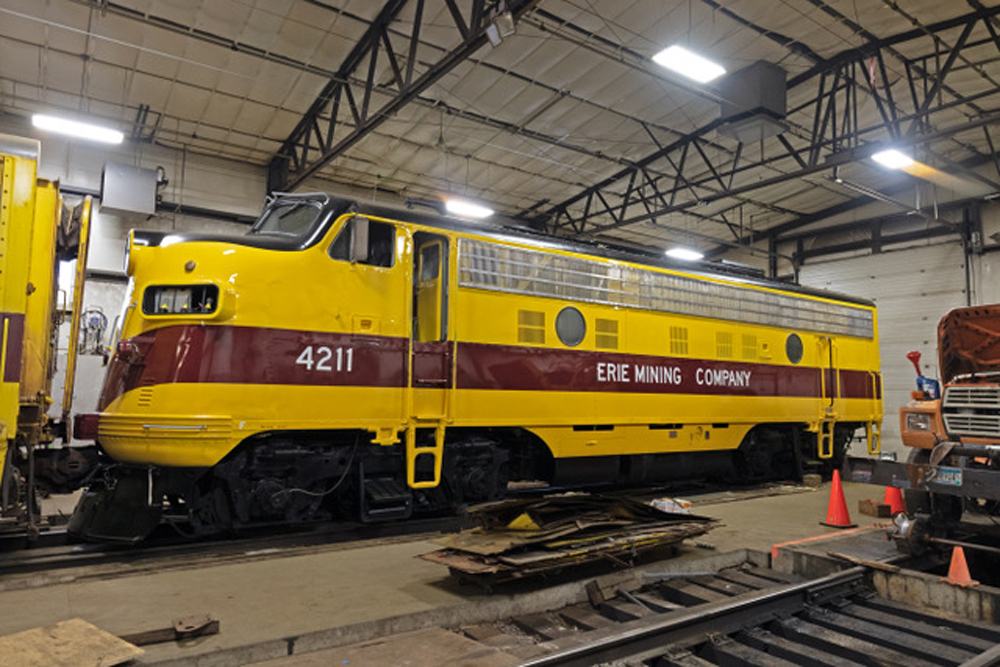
[405,421,446,489]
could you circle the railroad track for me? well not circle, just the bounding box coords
[0,481,808,581]
[450,564,1000,666]
[0,515,466,587]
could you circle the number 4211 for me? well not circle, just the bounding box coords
[295,345,354,372]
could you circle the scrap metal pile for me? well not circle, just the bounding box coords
[420,494,715,586]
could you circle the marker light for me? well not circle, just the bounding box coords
[652,45,726,84]
[32,114,124,144]
[872,149,914,170]
[445,199,494,219]
[666,247,704,261]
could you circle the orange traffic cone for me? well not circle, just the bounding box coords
[820,470,856,528]
[883,486,905,515]
[942,547,979,587]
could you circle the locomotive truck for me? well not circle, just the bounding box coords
[70,192,884,541]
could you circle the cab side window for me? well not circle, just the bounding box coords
[329,217,396,268]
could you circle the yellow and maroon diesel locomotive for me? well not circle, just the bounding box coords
[70,193,883,541]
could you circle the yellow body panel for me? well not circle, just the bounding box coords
[21,180,61,401]
[0,135,74,498]
[100,383,406,467]
[102,208,883,475]
[0,149,36,453]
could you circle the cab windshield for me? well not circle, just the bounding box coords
[249,198,325,240]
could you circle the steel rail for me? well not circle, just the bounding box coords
[0,515,465,582]
[519,566,868,667]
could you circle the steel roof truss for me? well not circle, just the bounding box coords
[269,0,538,192]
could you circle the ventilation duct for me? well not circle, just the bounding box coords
[718,61,787,144]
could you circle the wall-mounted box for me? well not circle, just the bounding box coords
[100,162,157,217]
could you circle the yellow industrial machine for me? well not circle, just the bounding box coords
[70,193,883,541]
[0,134,93,530]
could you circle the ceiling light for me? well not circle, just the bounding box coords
[666,247,704,261]
[446,199,493,219]
[32,114,124,144]
[652,45,726,84]
[871,149,914,170]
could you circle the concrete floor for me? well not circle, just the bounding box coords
[0,481,892,665]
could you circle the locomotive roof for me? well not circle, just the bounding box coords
[350,199,876,310]
[138,194,875,310]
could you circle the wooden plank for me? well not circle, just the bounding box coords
[598,599,652,622]
[460,624,531,651]
[693,576,754,596]
[658,645,720,666]
[702,636,800,666]
[630,591,682,613]
[461,624,505,643]
[0,618,143,667]
[657,580,729,605]
[738,627,863,666]
[558,604,617,631]
[801,608,976,664]
[775,617,939,667]
[712,568,775,589]
[510,612,575,642]
[860,598,1000,643]
[840,604,996,652]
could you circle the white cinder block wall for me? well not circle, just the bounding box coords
[792,207,1000,457]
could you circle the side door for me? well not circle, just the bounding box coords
[410,232,451,416]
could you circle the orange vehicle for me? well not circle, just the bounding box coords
[847,304,1000,527]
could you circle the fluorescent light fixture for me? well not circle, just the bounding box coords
[652,45,726,84]
[32,114,124,144]
[446,199,494,219]
[871,149,914,170]
[666,247,704,261]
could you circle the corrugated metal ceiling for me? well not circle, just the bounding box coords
[1,0,999,259]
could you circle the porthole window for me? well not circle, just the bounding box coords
[555,307,586,347]
[786,333,804,364]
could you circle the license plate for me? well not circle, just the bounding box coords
[937,466,963,486]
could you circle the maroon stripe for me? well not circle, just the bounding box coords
[839,369,880,399]
[456,342,823,397]
[99,325,879,408]
[100,325,408,408]
[822,368,834,399]
[2,313,25,384]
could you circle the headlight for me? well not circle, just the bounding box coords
[142,284,219,315]
[905,412,932,431]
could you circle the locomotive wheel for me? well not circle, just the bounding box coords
[0,464,23,515]
[210,482,235,532]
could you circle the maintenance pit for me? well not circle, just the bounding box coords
[3,479,1000,666]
